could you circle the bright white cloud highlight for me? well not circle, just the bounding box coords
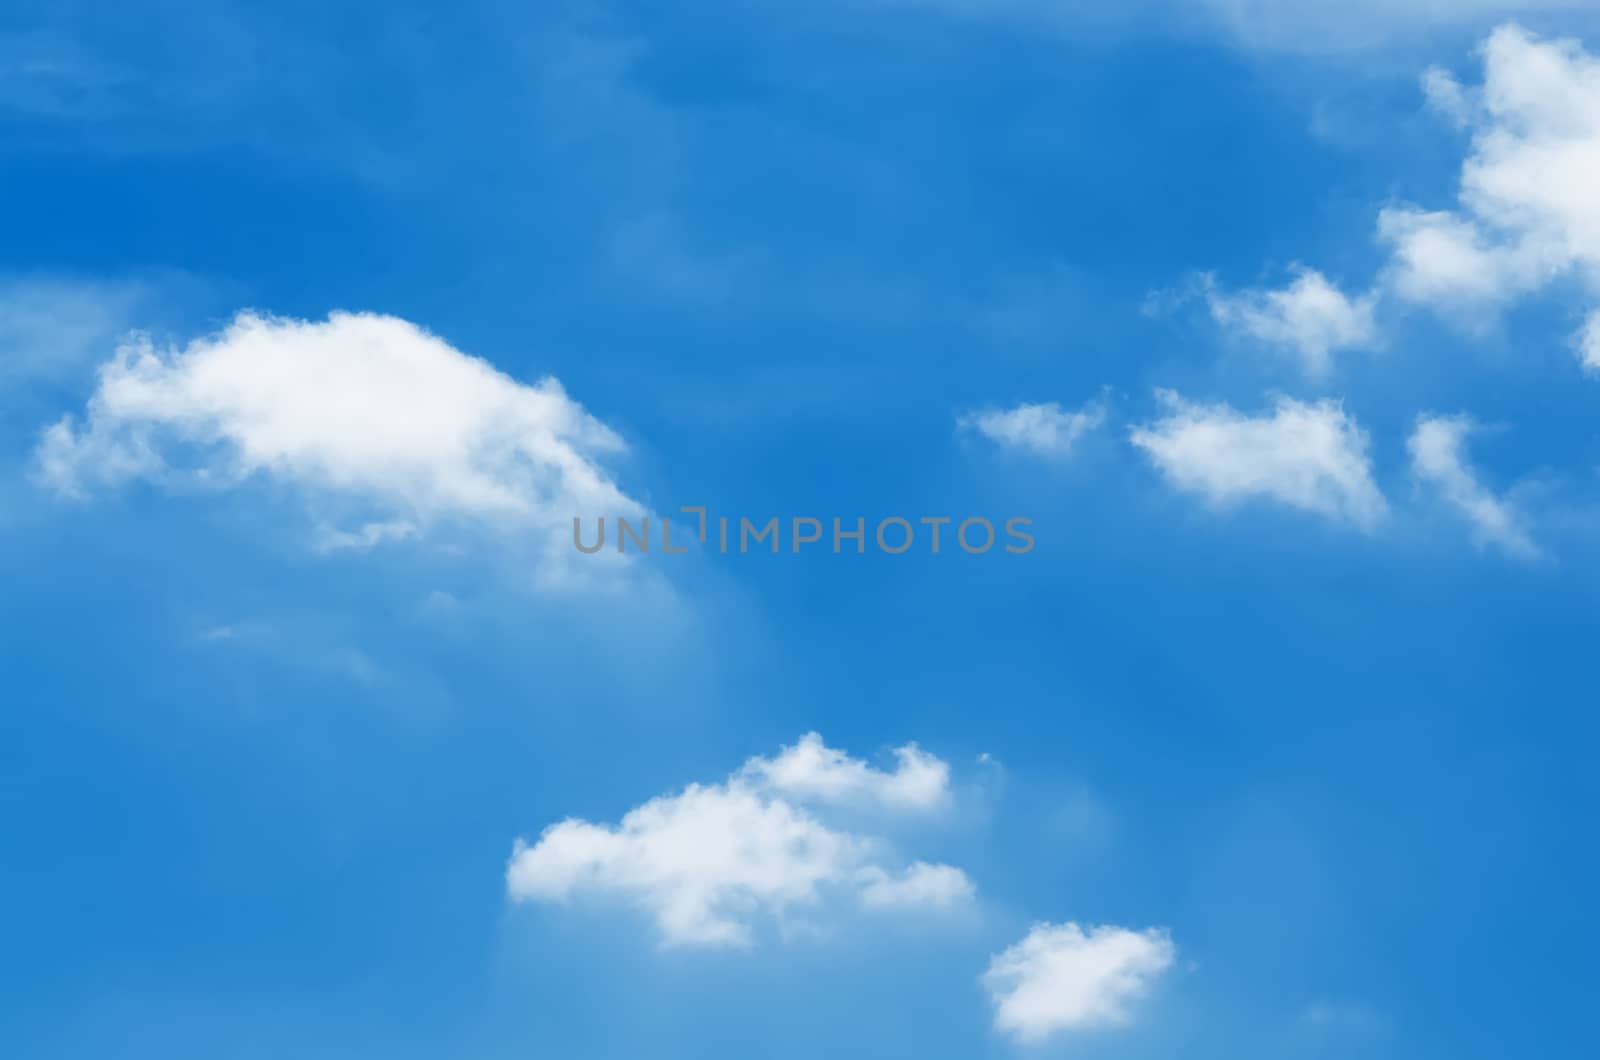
[1204,268,1378,375]
[505,734,972,947]
[740,731,951,812]
[1407,414,1538,558]
[1130,390,1387,529]
[983,922,1176,1043]
[958,398,1106,457]
[35,310,640,553]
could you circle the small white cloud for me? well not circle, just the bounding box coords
[1204,268,1378,375]
[1421,65,1473,127]
[35,310,642,566]
[1130,389,1387,529]
[1376,206,1530,310]
[313,518,420,553]
[958,397,1106,457]
[506,734,972,947]
[857,861,976,909]
[1407,414,1538,558]
[740,731,951,813]
[1576,309,1600,373]
[983,922,1176,1043]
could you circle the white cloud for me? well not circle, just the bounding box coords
[858,861,976,909]
[983,922,1176,1043]
[1577,308,1600,372]
[740,731,952,812]
[1376,206,1529,310]
[1422,65,1474,127]
[1130,390,1387,529]
[1381,26,1600,361]
[1407,414,1539,558]
[35,310,641,560]
[1203,268,1378,375]
[1169,27,1600,372]
[958,398,1106,457]
[506,734,973,947]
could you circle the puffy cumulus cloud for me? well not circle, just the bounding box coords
[1202,268,1379,376]
[1381,25,1600,319]
[1171,26,1600,371]
[958,397,1107,457]
[34,310,642,559]
[1130,390,1387,529]
[505,734,973,947]
[739,731,951,812]
[983,922,1176,1043]
[1407,414,1539,558]
[1382,26,1600,361]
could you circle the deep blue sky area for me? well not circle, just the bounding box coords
[4,2,1600,1059]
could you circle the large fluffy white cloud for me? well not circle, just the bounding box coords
[1130,389,1387,529]
[1407,414,1539,558]
[35,310,641,557]
[1191,26,1600,372]
[1381,25,1600,345]
[505,733,972,947]
[957,397,1107,457]
[983,922,1176,1043]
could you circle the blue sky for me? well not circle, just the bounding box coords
[5,2,1600,1058]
